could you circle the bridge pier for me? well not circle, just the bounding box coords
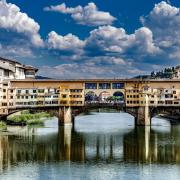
[135,106,151,126]
[127,106,151,126]
[58,107,74,126]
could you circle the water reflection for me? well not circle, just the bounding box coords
[0,114,179,175]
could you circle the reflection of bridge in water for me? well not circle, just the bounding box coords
[0,122,180,173]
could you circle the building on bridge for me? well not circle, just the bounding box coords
[0,58,180,126]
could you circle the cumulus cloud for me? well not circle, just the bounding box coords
[141,1,180,59]
[38,62,129,79]
[141,1,180,46]
[86,25,160,55]
[44,2,116,26]
[47,31,85,53]
[0,43,33,58]
[0,1,43,47]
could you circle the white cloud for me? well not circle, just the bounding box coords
[0,43,34,58]
[44,2,116,26]
[141,1,180,60]
[86,25,160,55]
[0,1,43,47]
[47,31,85,53]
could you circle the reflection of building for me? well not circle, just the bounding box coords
[123,127,180,163]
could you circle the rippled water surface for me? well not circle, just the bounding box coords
[0,112,180,180]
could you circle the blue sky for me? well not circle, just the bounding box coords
[0,0,180,78]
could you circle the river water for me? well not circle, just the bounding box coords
[0,112,179,180]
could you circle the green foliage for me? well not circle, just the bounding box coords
[27,119,44,126]
[107,96,123,101]
[0,121,7,131]
[21,110,30,114]
[8,112,52,125]
[150,66,176,79]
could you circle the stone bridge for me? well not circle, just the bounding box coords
[1,79,180,126]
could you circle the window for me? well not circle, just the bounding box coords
[165,101,172,104]
[4,70,9,77]
[62,94,67,98]
[33,90,37,93]
[70,89,83,93]
[52,101,58,104]
[165,94,173,98]
[26,90,29,94]
[85,83,97,89]
[3,89,6,92]
[99,83,111,89]
[60,101,67,104]
[174,102,179,104]
[3,96,6,99]
[10,96,13,99]
[17,90,21,94]
[112,83,124,89]
[38,89,44,93]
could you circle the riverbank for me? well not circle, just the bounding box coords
[7,111,53,126]
[0,121,7,131]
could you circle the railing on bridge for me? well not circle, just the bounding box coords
[85,101,125,109]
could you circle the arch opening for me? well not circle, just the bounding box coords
[106,91,124,103]
[85,91,98,102]
[99,91,111,102]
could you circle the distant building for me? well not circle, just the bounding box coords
[0,57,38,81]
[172,66,180,79]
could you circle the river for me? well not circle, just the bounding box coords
[0,112,179,180]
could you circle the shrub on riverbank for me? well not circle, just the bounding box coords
[0,121,7,131]
[7,111,52,126]
[27,119,44,126]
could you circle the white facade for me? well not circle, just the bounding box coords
[0,57,37,81]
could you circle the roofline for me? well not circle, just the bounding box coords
[0,57,38,72]
[0,57,22,65]
[9,78,180,83]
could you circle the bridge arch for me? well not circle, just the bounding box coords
[113,91,125,101]
[99,91,111,101]
[85,91,98,102]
